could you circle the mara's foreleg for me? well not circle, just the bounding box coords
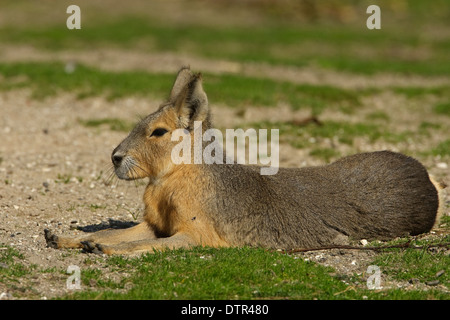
[82,232,197,255]
[44,222,156,253]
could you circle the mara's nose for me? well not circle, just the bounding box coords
[111,152,124,167]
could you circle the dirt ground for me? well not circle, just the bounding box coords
[0,47,449,299]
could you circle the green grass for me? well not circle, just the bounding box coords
[79,118,136,132]
[207,73,362,113]
[0,62,448,115]
[393,87,450,99]
[2,241,448,300]
[365,111,390,122]
[0,62,362,113]
[309,148,341,162]
[0,62,174,100]
[1,15,449,76]
[60,246,449,300]
[371,236,450,290]
[64,247,350,300]
[248,116,450,160]
[0,245,32,281]
[0,244,38,298]
[430,139,450,157]
[433,102,450,116]
[248,119,409,151]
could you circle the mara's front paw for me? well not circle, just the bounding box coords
[81,241,111,255]
[44,229,59,249]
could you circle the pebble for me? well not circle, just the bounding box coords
[360,239,368,246]
[435,270,445,278]
[436,162,448,169]
[425,280,440,286]
[0,292,12,300]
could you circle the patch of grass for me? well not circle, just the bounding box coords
[0,62,175,100]
[0,245,31,281]
[1,16,450,76]
[207,74,362,113]
[365,111,390,122]
[79,268,125,291]
[0,62,361,113]
[0,244,39,298]
[309,148,341,162]
[55,173,72,184]
[59,246,449,300]
[371,236,450,290]
[430,139,450,157]
[249,120,399,151]
[248,117,442,157]
[55,173,82,184]
[79,118,136,132]
[433,102,450,116]
[419,121,442,131]
[0,62,447,118]
[315,56,450,77]
[418,121,442,138]
[89,204,107,212]
[393,87,450,99]
[63,247,360,300]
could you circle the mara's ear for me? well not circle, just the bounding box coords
[169,66,193,102]
[174,73,210,130]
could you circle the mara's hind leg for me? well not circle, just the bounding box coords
[429,175,447,229]
[44,222,156,253]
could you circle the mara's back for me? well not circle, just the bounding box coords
[205,151,439,249]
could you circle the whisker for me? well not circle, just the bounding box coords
[103,165,117,186]
[109,171,120,188]
[133,162,151,178]
[131,167,140,189]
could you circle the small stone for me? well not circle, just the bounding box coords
[435,270,445,278]
[408,278,420,284]
[360,239,368,246]
[0,292,12,300]
[436,162,448,169]
[65,62,77,74]
[425,280,440,286]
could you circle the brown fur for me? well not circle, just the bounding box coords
[45,67,444,255]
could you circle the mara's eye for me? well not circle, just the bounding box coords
[150,128,168,137]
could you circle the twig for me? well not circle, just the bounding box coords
[288,116,322,127]
[281,241,450,254]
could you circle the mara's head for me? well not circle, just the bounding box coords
[111,67,211,180]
